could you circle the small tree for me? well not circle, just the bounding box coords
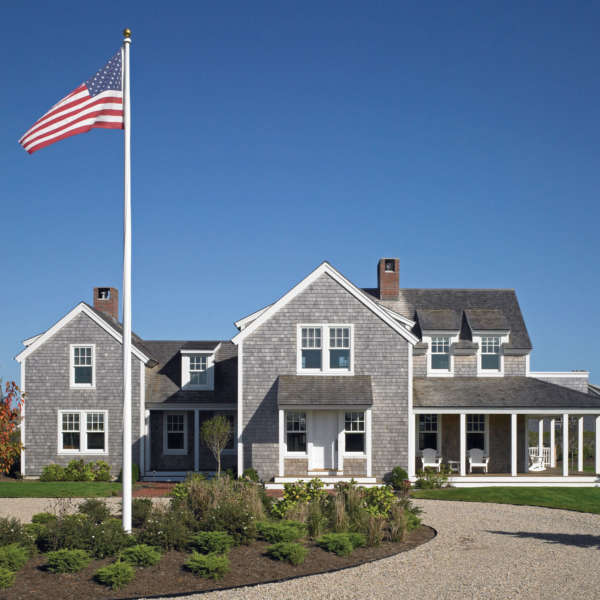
[200,415,232,477]
[0,381,25,475]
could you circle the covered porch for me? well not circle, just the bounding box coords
[411,377,600,487]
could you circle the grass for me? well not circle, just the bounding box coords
[0,481,121,498]
[412,487,600,514]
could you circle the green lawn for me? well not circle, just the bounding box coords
[412,487,600,514]
[0,481,121,498]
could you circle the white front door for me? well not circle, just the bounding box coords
[310,411,338,470]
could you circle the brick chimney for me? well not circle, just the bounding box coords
[377,258,399,300]
[93,287,119,321]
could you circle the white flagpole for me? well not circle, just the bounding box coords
[122,27,133,533]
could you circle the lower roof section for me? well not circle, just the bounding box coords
[277,375,373,408]
[413,376,600,411]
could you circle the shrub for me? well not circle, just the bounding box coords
[95,560,135,590]
[45,549,91,573]
[316,533,355,556]
[189,531,234,555]
[306,500,328,538]
[203,499,257,545]
[366,515,386,546]
[91,460,111,482]
[90,519,132,558]
[31,513,56,525]
[0,567,15,589]
[242,468,259,482]
[415,468,448,489]
[136,506,190,550]
[257,520,306,543]
[119,544,161,567]
[406,507,422,531]
[347,532,366,548]
[78,498,111,524]
[40,464,65,482]
[389,504,408,542]
[331,492,348,532]
[0,543,30,571]
[118,462,140,483]
[266,541,308,565]
[132,498,153,528]
[271,479,327,519]
[36,514,94,553]
[0,517,25,546]
[184,552,229,579]
[64,459,95,482]
[363,486,396,517]
[387,466,409,490]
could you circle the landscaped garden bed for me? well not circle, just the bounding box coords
[0,473,434,599]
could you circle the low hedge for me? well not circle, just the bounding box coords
[40,460,111,482]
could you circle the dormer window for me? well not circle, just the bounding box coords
[481,336,500,370]
[181,350,215,390]
[298,325,353,373]
[431,336,450,370]
[190,355,208,386]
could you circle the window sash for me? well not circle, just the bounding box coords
[344,412,364,432]
[286,412,307,453]
[299,325,352,372]
[72,346,94,386]
[60,411,106,453]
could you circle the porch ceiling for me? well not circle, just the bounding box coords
[413,376,600,411]
[277,375,373,407]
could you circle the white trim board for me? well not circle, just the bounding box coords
[414,408,600,415]
[231,262,419,346]
[528,371,589,378]
[15,302,151,364]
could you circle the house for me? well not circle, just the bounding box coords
[15,260,600,487]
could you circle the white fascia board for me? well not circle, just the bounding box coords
[528,371,589,378]
[232,262,419,346]
[22,334,41,347]
[413,407,600,414]
[378,304,416,328]
[15,302,150,364]
[234,305,272,330]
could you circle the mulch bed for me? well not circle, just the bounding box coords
[5,526,435,600]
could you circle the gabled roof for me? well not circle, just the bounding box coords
[416,309,461,331]
[464,309,509,332]
[15,302,155,365]
[232,262,419,345]
[364,288,532,350]
[180,341,221,351]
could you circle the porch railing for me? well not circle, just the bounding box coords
[528,446,551,468]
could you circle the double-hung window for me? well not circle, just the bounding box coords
[59,410,107,453]
[419,415,439,451]
[164,413,187,454]
[190,355,208,386]
[286,412,306,453]
[481,336,500,370]
[299,325,352,373]
[344,412,365,453]
[430,337,450,371]
[467,414,486,451]
[71,345,94,387]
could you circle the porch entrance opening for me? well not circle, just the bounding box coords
[310,410,337,470]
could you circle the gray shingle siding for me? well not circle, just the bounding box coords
[23,312,142,477]
[241,273,410,481]
[530,375,588,393]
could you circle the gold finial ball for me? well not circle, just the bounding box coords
[123,28,132,38]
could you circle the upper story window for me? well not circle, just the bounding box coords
[481,336,500,370]
[298,325,353,373]
[70,345,95,388]
[59,410,107,454]
[181,351,215,390]
[286,411,306,453]
[430,336,450,371]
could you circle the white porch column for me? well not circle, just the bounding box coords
[144,409,150,473]
[511,413,517,476]
[562,413,569,477]
[337,412,345,475]
[538,418,544,459]
[578,416,584,472]
[595,416,600,475]
[365,408,372,478]
[550,418,556,468]
[193,409,200,472]
[460,413,466,476]
[407,413,416,478]
[278,409,284,477]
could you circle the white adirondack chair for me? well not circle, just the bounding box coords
[421,448,442,472]
[468,448,489,473]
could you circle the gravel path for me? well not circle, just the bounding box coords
[2,498,599,599]
[162,499,600,600]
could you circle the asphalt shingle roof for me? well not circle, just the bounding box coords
[464,309,510,331]
[277,375,373,407]
[416,309,461,331]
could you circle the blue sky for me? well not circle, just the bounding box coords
[2,2,599,385]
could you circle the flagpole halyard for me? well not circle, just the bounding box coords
[122,27,133,533]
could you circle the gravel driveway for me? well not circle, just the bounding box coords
[169,499,600,600]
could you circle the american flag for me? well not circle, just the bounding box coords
[19,50,124,154]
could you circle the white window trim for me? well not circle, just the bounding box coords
[69,344,96,389]
[57,409,108,455]
[181,351,215,390]
[466,414,489,454]
[163,412,188,455]
[473,331,509,377]
[296,324,354,375]
[418,413,442,455]
[284,410,308,457]
[422,332,459,377]
[342,410,367,457]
